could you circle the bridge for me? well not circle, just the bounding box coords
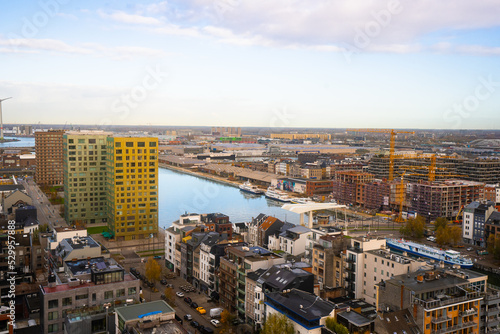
[281,202,348,229]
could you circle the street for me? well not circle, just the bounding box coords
[19,177,67,229]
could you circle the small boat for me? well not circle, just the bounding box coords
[291,197,315,204]
[386,238,473,269]
[239,181,264,194]
[265,187,292,202]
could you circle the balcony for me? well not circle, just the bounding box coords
[487,307,499,316]
[345,264,356,272]
[209,268,214,274]
[430,321,477,334]
[347,246,362,253]
[346,257,356,263]
[345,273,355,282]
[431,316,451,324]
[459,308,478,317]
[209,259,215,265]
[209,274,214,282]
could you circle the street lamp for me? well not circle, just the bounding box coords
[0,97,12,141]
[103,302,111,334]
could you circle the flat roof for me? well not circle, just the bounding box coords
[337,311,372,327]
[115,300,175,321]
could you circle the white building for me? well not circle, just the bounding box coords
[165,213,202,272]
[463,201,496,247]
[361,248,427,305]
[344,236,386,300]
[279,225,312,256]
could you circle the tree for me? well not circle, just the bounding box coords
[39,223,49,233]
[145,257,161,283]
[487,234,496,254]
[220,309,236,334]
[434,217,448,231]
[449,226,462,246]
[400,216,426,238]
[261,313,294,334]
[435,226,451,246]
[163,287,175,306]
[325,317,349,334]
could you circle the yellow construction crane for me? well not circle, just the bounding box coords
[346,129,415,181]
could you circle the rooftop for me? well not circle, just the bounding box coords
[115,300,175,321]
[266,289,335,322]
[337,310,372,327]
[42,273,136,294]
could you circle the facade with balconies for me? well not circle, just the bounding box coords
[378,268,488,334]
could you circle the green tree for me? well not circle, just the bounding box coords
[39,223,49,233]
[325,317,349,334]
[261,313,294,334]
[145,257,161,283]
[494,237,500,260]
[163,287,175,306]
[434,217,448,231]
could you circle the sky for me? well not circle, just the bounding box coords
[1,0,500,130]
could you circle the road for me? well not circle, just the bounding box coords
[19,177,67,229]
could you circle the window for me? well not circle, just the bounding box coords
[105,291,113,299]
[116,289,125,297]
[48,324,59,333]
[76,294,88,300]
[48,299,58,309]
[48,311,58,320]
[62,297,72,307]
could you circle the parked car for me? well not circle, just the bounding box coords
[184,314,193,321]
[175,314,183,325]
[210,319,220,327]
[467,247,473,251]
[190,321,199,329]
[154,255,162,259]
[190,302,199,309]
[176,292,185,298]
[196,307,206,315]
[200,326,214,334]
[147,281,155,288]
[160,279,168,285]
[184,297,192,304]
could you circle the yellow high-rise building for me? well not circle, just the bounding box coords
[106,136,158,241]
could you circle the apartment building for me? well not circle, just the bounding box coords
[485,184,500,204]
[265,289,335,334]
[165,213,202,272]
[332,171,374,206]
[106,136,158,240]
[485,211,500,242]
[377,268,487,334]
[278,225,312,256]
[218,246,284,318]
[344,237,386,299]
[270,133,331,141]
[361,248,427,306]
[40,260,140,334]
[457,159,500,184]
[408,180,485,221]
[35,130,65,186]
[63,131,111,227]
[248,214,285,248]
[463,201,496,247]
[246,263,314,328]
[311,234,347,289]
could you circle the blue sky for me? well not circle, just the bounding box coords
[1,0,500,129]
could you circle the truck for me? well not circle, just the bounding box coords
[209,307,223,319]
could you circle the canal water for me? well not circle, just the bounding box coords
[158,167,302,228]
[0,136,35,148]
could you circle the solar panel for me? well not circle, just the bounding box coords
[96,262,107,270]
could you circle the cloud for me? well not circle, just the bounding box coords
[98,10,162,26]
[162,0,500,54]
[0,36,168,59]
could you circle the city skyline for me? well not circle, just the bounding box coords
[1,1,500,129]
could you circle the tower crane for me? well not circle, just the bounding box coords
[346,129,415,181]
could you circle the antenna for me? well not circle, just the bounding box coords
[0,97,12,141]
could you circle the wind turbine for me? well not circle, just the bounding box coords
[0,97,12,141]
